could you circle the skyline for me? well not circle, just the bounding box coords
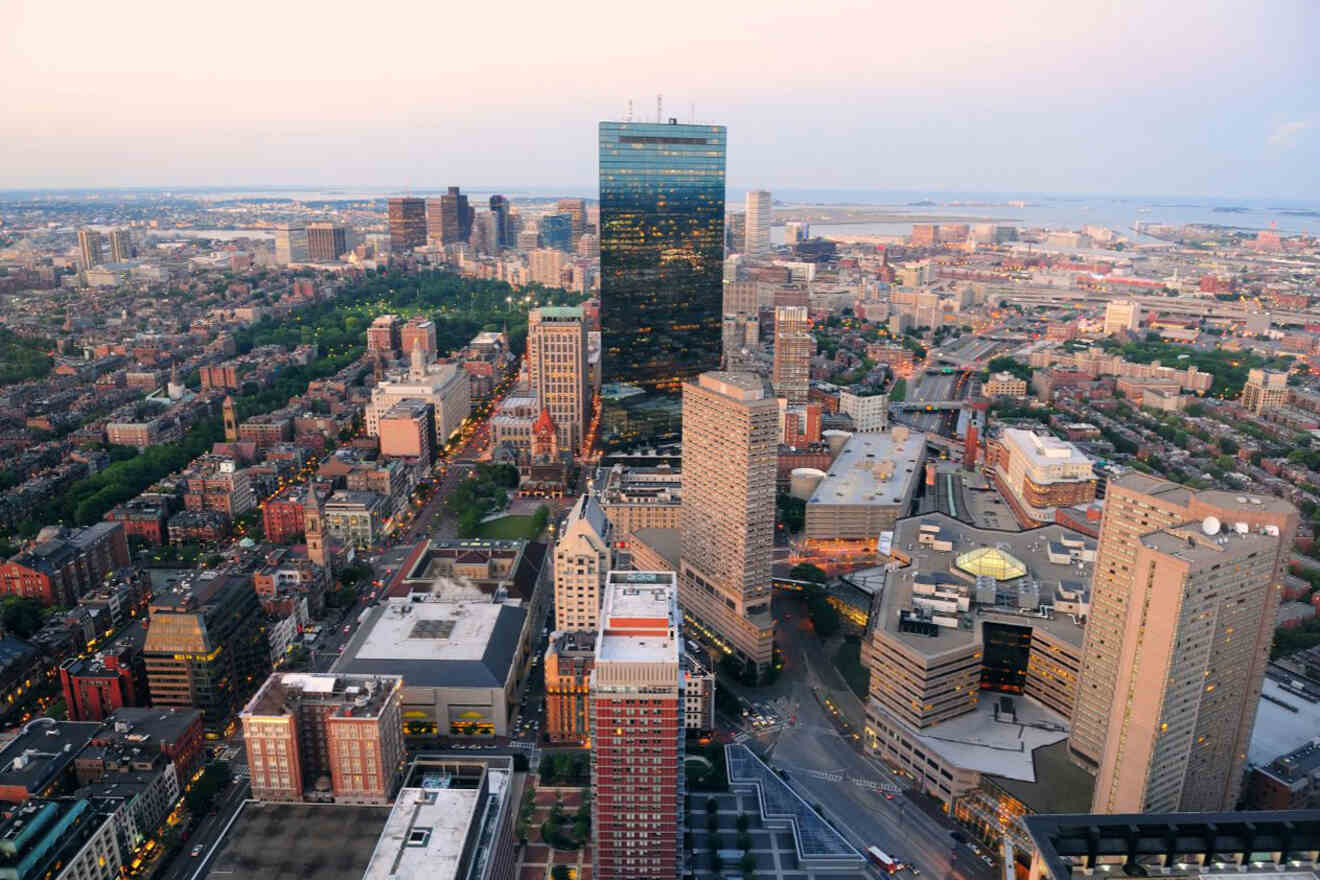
[4,0,1316,198]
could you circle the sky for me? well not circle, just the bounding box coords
[2,0,1317,198]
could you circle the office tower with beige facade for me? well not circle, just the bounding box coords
[1102,299,1141,336]
[744,190,772,257]
[1242,368,1289,415]
[553,494,612,631]
[556,197,588,242]
[527,306,589,454]
[242,672,404,804]
[107,228,134,262]
[366,353,471,447]
[680,372,776,674]
[274,225,309,264]
[772,305,811,404]
[590,571,684,880]
[1069,473,1297,814]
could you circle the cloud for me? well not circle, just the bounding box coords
[1268,120,1309,147]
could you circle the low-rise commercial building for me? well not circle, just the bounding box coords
[804,429,925,549]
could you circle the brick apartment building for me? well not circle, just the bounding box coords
[0,523,130,606]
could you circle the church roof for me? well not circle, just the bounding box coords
[533,406,556,435]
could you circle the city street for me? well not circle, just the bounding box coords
[718,595,996,880]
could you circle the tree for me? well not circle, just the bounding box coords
[776,494,805,533]
[1,598,45,639]
[789,563,827,584]
[552,866,572,880]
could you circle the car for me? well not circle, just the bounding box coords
[191,845,204,857]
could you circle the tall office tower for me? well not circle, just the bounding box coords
[428,186,474,244]
[242,672,404,804]
[590,570,684,880]
[143,570,271,729]
[107,228,134,262]
[274,225,309,264]
[679,372,777,674]
[553,494,612,631]
[387,197,427,253]
[744,190,772,257]
[556,197,587,241]
[599,120,726,393]
[77,228,103,269]
[306,223,348,262]
[1102,299,1141,336]
[1069,473,1297,813]
[488,195,511,249]
[772,305,811,404]
[539,213,573,252]
[527,306,589,453]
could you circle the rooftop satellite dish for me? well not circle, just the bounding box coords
[1201,516,1220,536]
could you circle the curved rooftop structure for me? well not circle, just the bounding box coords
[956,546,1027,581]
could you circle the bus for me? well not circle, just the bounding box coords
[868,847,898,872]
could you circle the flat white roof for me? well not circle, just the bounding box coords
[1002,428,1090,467]
[808,430,925,507]
[362,786,479,880]
[1249,677,1320,767]
[354,599,507,663]
[597,572,679,665]
[910,695,1069,782]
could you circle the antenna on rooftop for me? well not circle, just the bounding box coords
[626,99,633,122]
[657,93,663,123]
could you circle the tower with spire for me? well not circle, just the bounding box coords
[222,395,239,442]
[409,337,427,380]
[303,483,328,568]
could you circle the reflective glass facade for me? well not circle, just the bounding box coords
[598,121,726,393]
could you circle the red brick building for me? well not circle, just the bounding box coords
[590,572,683,880]
[104,499,170,546]
[199,364,240,390]
[0,523,130,606]
[58,622,148,722]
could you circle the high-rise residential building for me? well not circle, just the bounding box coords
[143,570,271,729]
[1102,299,1141,336]
[274,224,309,264]
[599,121,726,393]
[77,228,103,269]
[528,248,567,288]
[1069,473,1297,813]
[771,305,811,403]
[527,306,589,454]
[366,314,403,359]
[553,494,612,631]
[399,316,437,360]
[680,372,776,674]
[427,186,473,245]
[744,189,772,257]
[489,195,511,248]
[387,197,427,253]
[1242,368,1289,415]
[306,223,348,262]
[107,228,134,262]
[556,197,587,241]
[241,672,404,804]
[590,570,684,880]
[377,399,437,466]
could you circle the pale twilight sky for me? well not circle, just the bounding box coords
[2,0,1316,198]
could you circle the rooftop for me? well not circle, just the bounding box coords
[363,786,479,880]
[1248,671,1320,767]
[694,371,769,401]
[243,673,401,720]
[808,428,925,507]
[334,598,524,689]
[912,693,1070,781]
[0,720,102,802]
[597,571,679,665]
[881,514,1092,657]
[202,801,390,880]
[1001,428,1092,471]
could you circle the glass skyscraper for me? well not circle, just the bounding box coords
[598,121,726,394]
